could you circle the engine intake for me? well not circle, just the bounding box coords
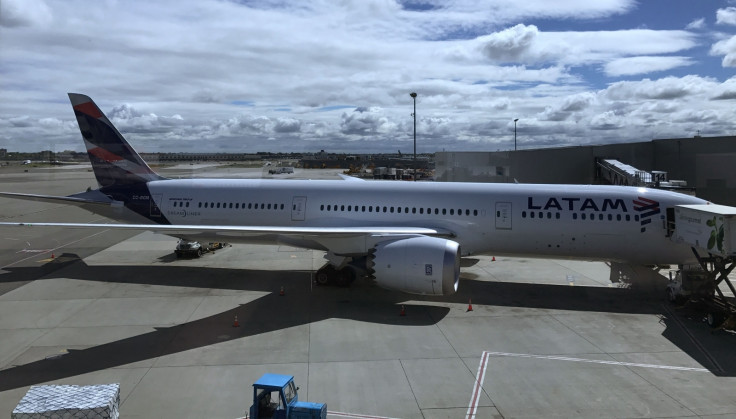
[369,236,460,295]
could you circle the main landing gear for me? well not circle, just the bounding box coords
[314,264,357,287]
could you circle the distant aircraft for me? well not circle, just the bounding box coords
[0,94,709,295]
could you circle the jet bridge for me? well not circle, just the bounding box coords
[669,204,736,329]
[596,158,684,188]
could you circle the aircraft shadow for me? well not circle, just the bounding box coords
[0,254,734,392]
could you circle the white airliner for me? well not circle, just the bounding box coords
[0,94,709,295]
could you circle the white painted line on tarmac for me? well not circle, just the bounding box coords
[465,350,490,419]
[465,350,709,419]
[484,351,710,372]
[328,411,402,419]
[1,229,111,269]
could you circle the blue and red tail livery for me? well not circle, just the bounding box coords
[68,93,165,187]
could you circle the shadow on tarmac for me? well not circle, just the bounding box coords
[0,253,735,392]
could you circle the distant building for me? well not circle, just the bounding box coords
[436,136,736,206]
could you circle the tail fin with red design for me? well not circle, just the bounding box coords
[68,93,165,187]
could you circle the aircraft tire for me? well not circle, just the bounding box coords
[706,312,724,329]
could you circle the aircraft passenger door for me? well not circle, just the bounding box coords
[291,196,307,221]
[150,194,163,218]
[495,202,512,230]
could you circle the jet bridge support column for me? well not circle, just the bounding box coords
[671,248,736,329]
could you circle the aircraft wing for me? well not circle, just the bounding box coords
[0,191,113,207]
[0,221,453,238]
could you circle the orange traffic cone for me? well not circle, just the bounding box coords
[491,256,495,261]
[232,315,240,327]
[467,299,473,312]
[279,286,285,296]
[399,305,406,316]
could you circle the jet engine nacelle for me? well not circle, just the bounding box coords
[369,236,460,295]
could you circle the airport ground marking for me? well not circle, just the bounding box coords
[1,229,111,269]
[328,411,402,419]
[465,349,709,419]
[465,350,490,419]
[484,351,710,372]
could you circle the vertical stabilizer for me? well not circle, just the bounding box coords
[68,93,165,187]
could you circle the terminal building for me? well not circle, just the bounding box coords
[436,135,736,206]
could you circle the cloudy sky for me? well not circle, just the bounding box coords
[1,0,735,154]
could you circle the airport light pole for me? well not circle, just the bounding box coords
[410,92,417,181]
[514,118,519,151]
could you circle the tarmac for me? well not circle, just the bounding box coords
[1,163,736,419]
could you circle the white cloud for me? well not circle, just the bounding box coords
[604,56,694,76]
[716,7,736,25]
[686,18,706,30]
[710,35,736,67]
